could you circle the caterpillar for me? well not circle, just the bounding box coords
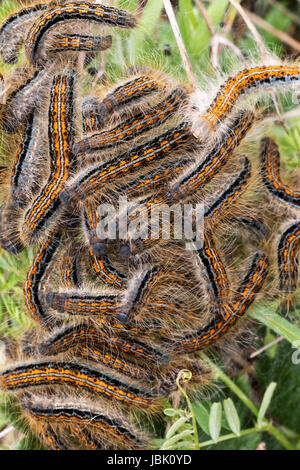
[48,34,113,54]
[21,395,149,449]
[24,230,63,326]
[45,289,121,317]
[25,1,136,64]
[168,110,255,201]
[22,68,76,244]
[192,65,300,138]
[88,249,127,289]
[81,74,167,133]
[116,266,163,324]
[74,86,187,155]
[260,137,300,207]
[117,151,252,258]
[36,323,167,366]
[172,251,269,352]
[10,111,43,208]
[60,121,196,205]
[0,2,49,64]
[0,360,158,409]
[0,67,52,134]
[277,220,300,294]
[204,156,252,223]
[60,244,81,289]
[194,231,230,307]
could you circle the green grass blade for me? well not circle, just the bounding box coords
[249,302,300,347]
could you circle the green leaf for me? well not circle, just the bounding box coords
[163,408,184,417]
[249,302,300,346]
[161,429,194,449]
[192,401,210,436]
[256,340,300,434]
[257,382,277,428]
[177,0,198,44]
[166,416,189,439]
[130,0,164,60]
[15,434,43,451]
[223,398,241,435]
[186,0,229,57]
[209,402,222,441]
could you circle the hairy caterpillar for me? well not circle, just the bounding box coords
[81,74,167,133]
[22,68,76,244]
[0,360,158,409]
[10,111,44,208]
[0,67,52,134]
[277,220,300,294]
[0,2,49,64]
[192,65,300,138]
[260,137,300,207]
[24,230,63,326]
[172,251,269,352]
[60,121,196,205]
[74,86,187,155]
[48,34,113,54]
[21,395,149,449]
[168,110,255,201]
[25,1,136,64]
[45,289,121,317]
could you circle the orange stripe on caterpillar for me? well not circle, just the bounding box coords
[118,155,251,258]
[60,246,81,289]
[25,2,136,64]
[74,87,187,155]
[260,137,300,207]
[22,69,76,244]
[21,396,148,449]
[49,34,112,53]
[81,75,163,133]
[60,122,195,205]
[168,110,254,201]
[193,65,300,137]
[195,231,229,304]
[277,220,300,293]
[0,2,49,64]
[172,251,268,352]
[88,248,127,289]
[36,324,166,378]
[204,156,251,222]
[24,230,63,325]
[0,361,157,408]
[116,157,193,200]
[45,290,121,316]
[28,418,67,450]
[36,324,167,365]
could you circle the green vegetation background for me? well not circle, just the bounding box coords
[0,0,300,450]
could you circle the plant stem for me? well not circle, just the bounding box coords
[176,371,200,450]
[203,355,295,450]
[205,355,259,416]
[197,426,266,449]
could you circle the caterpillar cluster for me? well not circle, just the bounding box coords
[0,0,300,451]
